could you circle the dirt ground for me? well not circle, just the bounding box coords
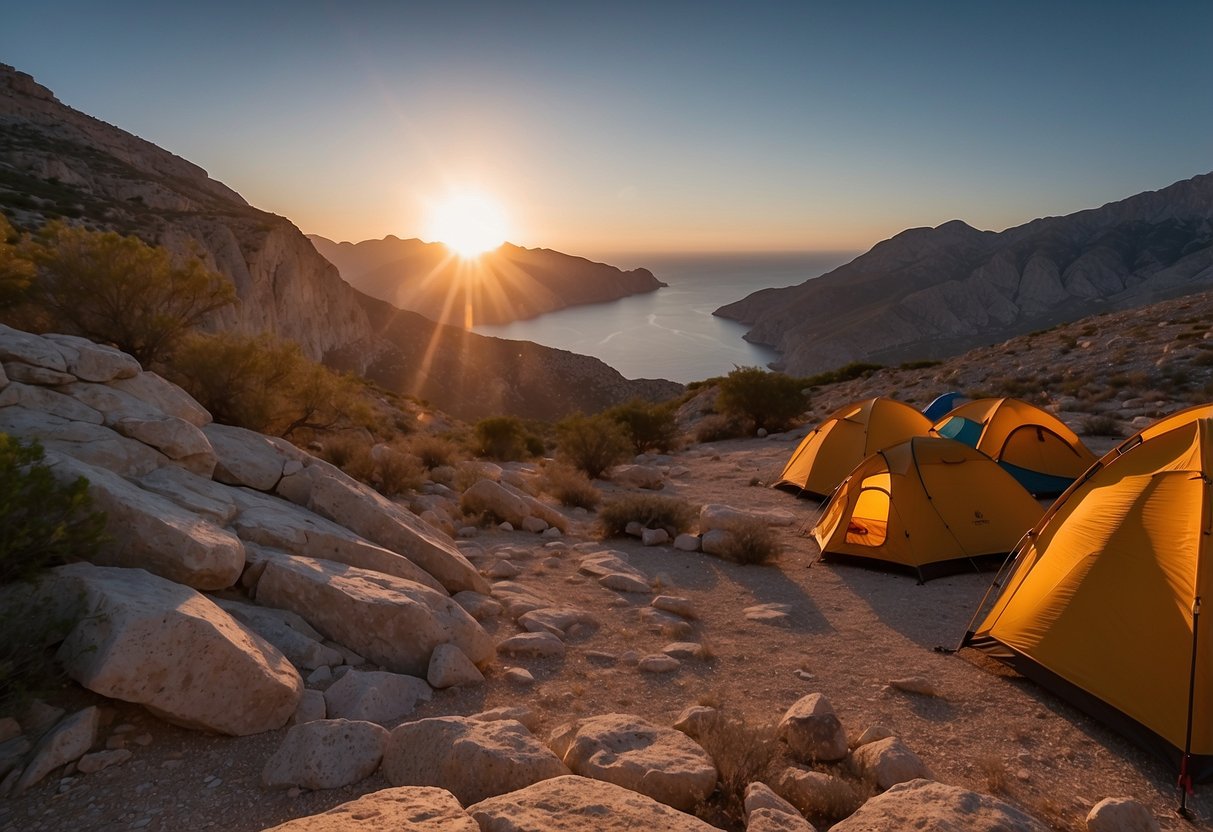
[2,433,1211,832]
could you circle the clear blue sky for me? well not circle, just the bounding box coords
[4,1,1210,260]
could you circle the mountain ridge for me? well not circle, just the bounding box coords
[717,171,1213,375]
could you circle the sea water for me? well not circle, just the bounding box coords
[472,251,854,384]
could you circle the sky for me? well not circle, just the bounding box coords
[3,1,1211,261]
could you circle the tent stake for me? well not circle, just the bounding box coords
[1179,595,1201,817]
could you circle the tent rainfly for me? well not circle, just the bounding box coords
[774,397,932,499]
[923,391,966,422]
[931,397,1096,496]
[811,436,1044,581]
[963,408,1213,792]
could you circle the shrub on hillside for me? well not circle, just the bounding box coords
[541,463,600,510]
[406,434,463,470]
[716,366,807,432]
[605,398,679,454]
[24,221,236,365]
[1081,414,1122,437]
[320,434,377,483]
[474,416,534,461]
[557,412,631,479]
[692,714,779,827]
[166,331,376,439]
[716,518,781,565]
[0,214,35,309]
[373,445,426,497]
[598,493,696,538]
[802,361,884,387]
[694,414,747,443]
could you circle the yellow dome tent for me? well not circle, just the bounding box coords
[811,436,1044,581]
[930,397,1096,496]
[962,410,1213,789]
[774,397,932,498]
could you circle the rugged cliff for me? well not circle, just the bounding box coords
[717,173,1213,375]
[310,235,665,326]
[0,64,681,419]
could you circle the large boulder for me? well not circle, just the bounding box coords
[46,452,245,591]
[848,736,931,790]
[778,693,848,763]
[1086,797,1161,832]
[260,786,478,831]
[549,713,717,811]
[278,461,489,594]
[468,775,721,831]
[261,719,388,790]
[323,670,432,724]
[383,716,570,805]
[253,553,493,676]
[699,503,796,532]
[42,333,141,382]
[112,415,216,477]
[830,779,1050,832]
[204,422,302,491]
[50,563,302,735]
[212,598,343,671]
[461,478,568,532]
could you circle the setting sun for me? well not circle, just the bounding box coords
[424,192,509,258]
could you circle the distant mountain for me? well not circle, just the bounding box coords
[716,173,1213,376]
[0,64,681,419]
[309,235,665,326]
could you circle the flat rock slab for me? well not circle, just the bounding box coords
[383,716,569,805]
[467,775,721,831]
[262,719,388,791]
[497,631,566,658]
[262,786,476,830]
[830,779,1050,832]
[745,603,793,624]
[518,606,599,637]
[550,713,717,811]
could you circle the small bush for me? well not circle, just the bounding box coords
[557,413,631,479]
[716,366,807,432]
[898,359,942,370]
[599,493,696,538]
[1081,414,1122,437]
[717,518,781,564]
[374,446,425,497]
[692,714,779,826]
[803,361,884,387]
[605,399,679,454]
[407,435,462,470]
[474,416,533,461]
[694,413,746,443]
[320,434,377,483]
[541,464,600,510]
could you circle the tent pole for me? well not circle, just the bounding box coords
[1179,595,1201,817]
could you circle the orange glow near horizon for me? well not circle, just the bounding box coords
[423,191,510,258]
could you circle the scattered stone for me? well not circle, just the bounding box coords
[467,775,720,831]
[261,786,478,831]
[672,705,719,739]
[673,533,700,551]
[550,713,717,811]
[887,676,940,697]
[504,668,535,686]
[700,503,796,531]
[638,654,681,673]
[611,464,665,489]
[383,716,570,804]
[641,528,670,546]
[598,573,651,594]
[519,606,599,638]
[1086,797,1160,832]
[485,560,521,579]
[427,644,485,689]
[662,642,705,660]
[306,666,333,687]
[775,766,863,819]
[470,707,541,733]
[830,779,1050,831]
[746,782,818,832]
[522,516,549,533]
[853,724,895,748]
[778,693,849,763]
[323,670,432,724]
[745,602,793,624]
[453,591,503,621]
[497,522,515,532]
[497,631,566,658]
[651,595,698,620]
[76,749,132,774]
[291,690,327,725]
[794,669,814,682]
[849,736,931,789]
[15,707,100,792]
[262,719,388,791]
[583,650,617,665]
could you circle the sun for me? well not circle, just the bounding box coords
[424,192,509,258]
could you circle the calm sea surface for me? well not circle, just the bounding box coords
[473,251,854,383]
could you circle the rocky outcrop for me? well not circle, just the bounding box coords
[310,234,665,326]
[717,173,1213,375]
[0,64,681,421]
[829,778,1050,831]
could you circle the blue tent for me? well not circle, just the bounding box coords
[923,392,965,422]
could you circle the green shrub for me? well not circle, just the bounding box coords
[716,518,780,565]
[374,446,426,497]
[599,493,696,538]
[557,413,631,479]
[541,463,600,510]
[407,434,463,470]
[605,399,679,454]
[716,366,807,432]
[802,361,884,387]
[474,416,533,461]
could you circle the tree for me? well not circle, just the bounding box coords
[0,214,35,309]
[605,398,679,454]
[29,222,236,365]
[716,366,807,432]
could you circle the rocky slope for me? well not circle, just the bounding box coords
[717,172,1213,376]
[310,235,665,326]
[0,64,680,420]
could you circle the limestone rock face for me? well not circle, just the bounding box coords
[382,716,570,805]
[467,775,721,831]
[261,719,388,790]
[549,713,717,811]
[253,553,494,676]
[261,786,478,831]
[778,693,849,763]
[51,563,302,735]
[830,779,1050,831]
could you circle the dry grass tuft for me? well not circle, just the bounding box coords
[716,518,781,565]
[977,754,1008,794]
[541,463,601,510]
[598,493,697,538]
[693,713,780,827]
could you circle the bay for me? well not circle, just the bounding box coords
[472,251,855,383]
